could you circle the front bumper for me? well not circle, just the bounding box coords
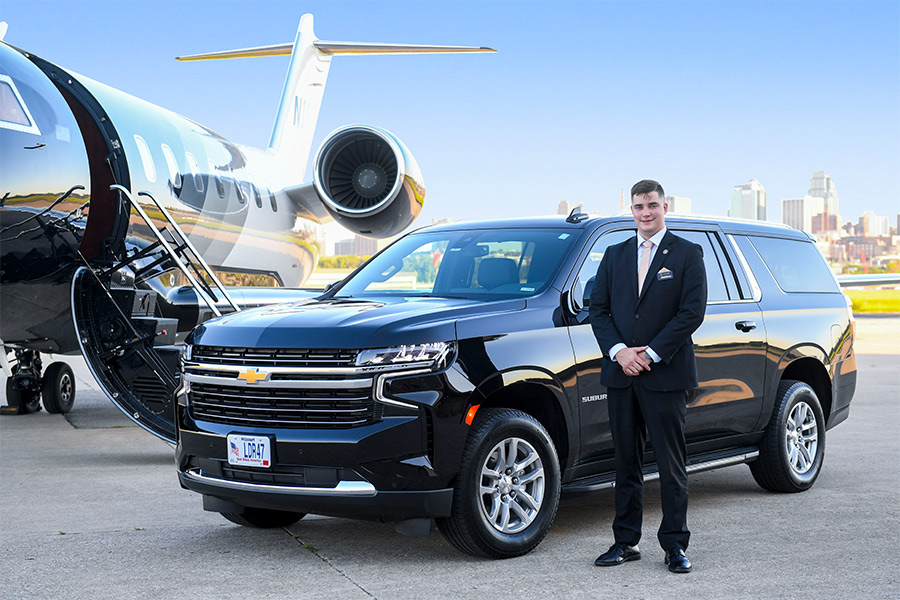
[175,364,474,521]
[179,466,453,520]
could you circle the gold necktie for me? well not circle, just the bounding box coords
[638,240,653,294]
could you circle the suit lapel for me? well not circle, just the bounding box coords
[625,236,638,304]
[637,230,675,304]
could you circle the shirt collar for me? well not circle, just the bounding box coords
[638,227,667,248]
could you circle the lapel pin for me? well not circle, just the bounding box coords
[663,249,669,255]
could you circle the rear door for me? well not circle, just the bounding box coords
[673,228,766,445]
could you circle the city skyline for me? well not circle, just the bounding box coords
[2,1,897,227]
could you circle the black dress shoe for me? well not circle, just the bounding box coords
[664,548,692,573]
[594,543,641,566]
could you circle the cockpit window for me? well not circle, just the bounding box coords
[0,75,41,135]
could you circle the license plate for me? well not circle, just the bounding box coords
[227,434,271,468]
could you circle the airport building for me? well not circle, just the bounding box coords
[334,235,379,257]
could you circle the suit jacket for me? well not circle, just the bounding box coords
[589,230,707,391]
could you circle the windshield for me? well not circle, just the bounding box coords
[335,228,579,300]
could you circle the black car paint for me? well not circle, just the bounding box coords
[176,215,857,522]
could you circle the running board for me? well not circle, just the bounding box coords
[562,447,760,495]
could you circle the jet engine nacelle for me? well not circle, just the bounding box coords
[312,126,424,238]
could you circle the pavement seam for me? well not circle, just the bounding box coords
[286,529,377,599]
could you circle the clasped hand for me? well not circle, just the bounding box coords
[615,346,651,377]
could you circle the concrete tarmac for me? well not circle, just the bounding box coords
[1,317,898,599]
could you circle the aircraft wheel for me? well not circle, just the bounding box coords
[42,362,76,414]
[5,372,42,413]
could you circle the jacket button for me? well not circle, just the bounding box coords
[634,314,640,319]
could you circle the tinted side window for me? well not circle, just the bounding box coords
[575,229,634,307]
[749,236,838,293]
[672,230,729,302]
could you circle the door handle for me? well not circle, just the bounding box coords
[735,320,756,332]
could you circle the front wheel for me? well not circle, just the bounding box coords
[436,407,561,558]
[750,380,826,493]
[221,507,306,528]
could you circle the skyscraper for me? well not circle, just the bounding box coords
[808,171,840,222]
[858,211,891,237]
[782,195,825,233]
[728,179,766,220]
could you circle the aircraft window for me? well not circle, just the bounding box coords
[209,160,225,198]
[240,181,254,206]
[267,188,278,212]
[161,144,183,189]
[235,178,246,204]
[133,135,157,183]
[185,152,204,193]
[0,75,41,135]
[254,184,263,208]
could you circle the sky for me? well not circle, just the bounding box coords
[2,0,898,231]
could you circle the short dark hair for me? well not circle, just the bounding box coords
[630,179,665,200]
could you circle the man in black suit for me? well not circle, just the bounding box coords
[589,179,707,573]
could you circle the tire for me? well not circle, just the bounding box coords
[220,507,306,528]
[436,407,561,558]
[41,362,76,414]
[750,380,826,493]
[6,370,41,413]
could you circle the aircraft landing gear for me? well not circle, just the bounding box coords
[42,362,76,414]
[1,349,76,415]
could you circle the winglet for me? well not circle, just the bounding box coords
[0,22,8,42]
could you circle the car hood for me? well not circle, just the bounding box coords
[188,295,527,349]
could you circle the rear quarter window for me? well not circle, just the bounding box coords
[749,236,838,293]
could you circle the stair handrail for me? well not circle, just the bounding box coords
[136,190,240,313]
[110,184,225,318]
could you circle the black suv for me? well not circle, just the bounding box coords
[175,215,857,558]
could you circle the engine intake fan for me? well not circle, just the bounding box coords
[313,125,424,238]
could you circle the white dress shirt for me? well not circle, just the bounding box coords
[609,227,667,364]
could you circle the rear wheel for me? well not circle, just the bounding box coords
[41,362,76,414]
[221,507,306,528]
[750,380,825,492]
[436,407,561,558]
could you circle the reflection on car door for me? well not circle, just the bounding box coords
[568,228,634,468]
[674,229,766,446]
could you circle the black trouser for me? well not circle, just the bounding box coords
[608,377,689,551]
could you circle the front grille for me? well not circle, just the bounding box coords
[192,345,358,368]
[189,382,377,428]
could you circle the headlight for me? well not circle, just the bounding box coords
[356,342,453,371]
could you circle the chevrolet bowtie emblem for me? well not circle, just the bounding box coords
[238,368,268,384]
